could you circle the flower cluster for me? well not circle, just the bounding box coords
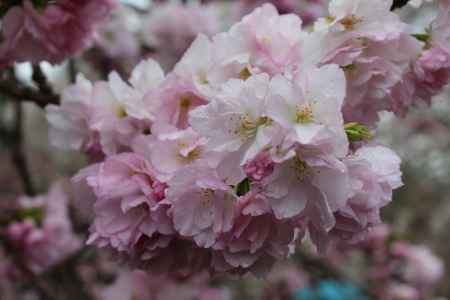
[304,0,450,126]
[45,0,450,277]
[4,182,81,274]
[0,0,115,68]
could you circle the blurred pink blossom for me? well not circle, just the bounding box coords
[0,0,115,68]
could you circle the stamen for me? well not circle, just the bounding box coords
[291,155,309,181]
[339,14,364,31]
[116,105,127,118]
[296,105,314,124]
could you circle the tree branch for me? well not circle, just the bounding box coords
[11,102,35,196]
[391,0,411,10]
[0,76,59,109]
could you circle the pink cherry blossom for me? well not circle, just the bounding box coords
[240,0,327,25]
[5,182,81,274]
[212,189,297,275]
[322,0,405,42]
[54,1,418,277]
[230,4,305,75]
[392,242,444,292]
[330,145,403,244]
[267,65,348,157]
[47,59,164,157]
[166,165,237,248]
[190,73,272,164]
[74,153,173,256]
[0,0,115,68]
[142,1,220,70]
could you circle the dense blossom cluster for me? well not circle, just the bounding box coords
[4,183,80,274]
[0,0,115,68]
[45,0,450,277]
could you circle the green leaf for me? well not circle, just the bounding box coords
[235,178,251,197]
[16,207,44,226]
[344,122,373,142]
[341,64,357,72]
[32,0,48,9]
[412,33,430,43]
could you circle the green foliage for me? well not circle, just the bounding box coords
[345,123,373,142]
[16,207,44,226]
[235,178,251,197]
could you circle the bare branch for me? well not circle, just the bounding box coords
[11,102,35,196]
[0,74,59,109]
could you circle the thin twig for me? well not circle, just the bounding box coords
[32,65,53,95]
[391,0,411,10]
[11,102,35,196]
[0,79,59,108]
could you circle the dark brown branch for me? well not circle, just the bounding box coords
[391,0,411,10]
[11,102,35,196]
[32,65,53,95]
[0,77,59,108]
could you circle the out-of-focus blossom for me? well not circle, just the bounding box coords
[100,270,227,300]
[383,283,420,300]
[392,242,445,292]
[95,4,141,63]
[142,1,220,70]
[239,0,328,25]
[0,0,115,68]
[409,0,434,8]
[330,225,445,300]
[4,182,81,274]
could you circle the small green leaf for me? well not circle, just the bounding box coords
[345,122,373,142]
[235,178,251,197]
[16,207,44,226]
[342,64,357,72]
[412,33,430,43]
[32,0,48,9]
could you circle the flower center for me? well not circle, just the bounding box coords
[239,68,252,80]
[237,114,271,138]
[291,155,309,181]
[178,145,202,162]
[200,188,214,206]
[116,105,127,118]
[339,15,364,31]
[180,96,191,109]
[296,105,314,124]
[196,70,208,84]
